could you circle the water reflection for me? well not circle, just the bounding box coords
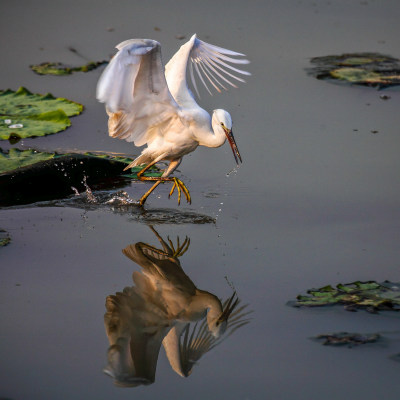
[103,226,251,387]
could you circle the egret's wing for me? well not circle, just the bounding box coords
[97,39,182,147]
[104,290,171,386]
[189,36,250,97]
[167,299,253,377]
[165,35,250,108]
[123,242,197,296]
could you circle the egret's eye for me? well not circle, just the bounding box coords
[220,122,224,126]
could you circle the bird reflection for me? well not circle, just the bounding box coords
[103,226,251,386]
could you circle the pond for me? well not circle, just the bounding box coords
[1,1,400,399]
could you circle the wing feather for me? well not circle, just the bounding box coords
[96,39,181,146]
[189,37,250,96]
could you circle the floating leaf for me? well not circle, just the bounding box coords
[0,148,55,173]
[0,229,10,247]
[0,148,163,176]
[0,148,162,206]
[0,87,83,140]
[312,332,381,347]
[30,61,108,76]
[290,281,400,312]
[307,53,400,88]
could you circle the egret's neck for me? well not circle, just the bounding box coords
[196,119,226,148]
[185,290,223,322]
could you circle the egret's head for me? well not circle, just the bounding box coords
[212,109,242,165]
[209,318,228,338]
[208,291,239,339]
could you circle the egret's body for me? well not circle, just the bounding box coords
[103,227,249,386]
[97,34,249,205]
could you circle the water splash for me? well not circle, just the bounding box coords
[82,176,98,204]
[226,164,241,177]
[105,191,137,205]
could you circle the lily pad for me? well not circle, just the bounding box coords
[308,53,400,88]
[290,281,400,312]
[312,332,381,347]
[0,148,162,178]
[0,87,83,141]
[0,229,11,247]
[30,61,108,76]
[0,148,55,173]
[0,148,162,206]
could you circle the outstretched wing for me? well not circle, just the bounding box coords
[96,39,182,147]
[189,36,251,97]
[165,34,250,107]
[163,298,253,377]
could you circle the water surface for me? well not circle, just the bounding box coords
[1,1,400,399]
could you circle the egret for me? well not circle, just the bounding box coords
[103,227,251,386]
[96,34,250,206]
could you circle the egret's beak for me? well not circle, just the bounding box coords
[224,128,242,165]
[217,291,239,324]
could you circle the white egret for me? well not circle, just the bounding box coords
[103,227,251,386]
[96,34,250,205]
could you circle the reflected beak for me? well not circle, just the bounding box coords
[217,291,239,323]
[224,128,242,165]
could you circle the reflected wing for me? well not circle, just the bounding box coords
[96,39,182,146]
[189,36,250,97]
[104,291,170,386]
[123,242,197,296]
[163,299,253,377]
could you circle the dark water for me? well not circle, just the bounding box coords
[1,1,400,399]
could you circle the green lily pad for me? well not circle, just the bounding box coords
[0,229,10,247]
[0,148,163,206]
[30,60,108,76]
[0,87,83,141]
[308,53,400,88]
[84,152,162,179]
[290,281,400,312]
[0,148,162,177]
[0,148,55,173]
[313,332,381,347]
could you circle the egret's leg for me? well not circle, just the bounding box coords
[138,181,162,206]
[134,160,191,206]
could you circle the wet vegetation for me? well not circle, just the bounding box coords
[0,87,83,141]
[0,148,162,207]
[0,229,10,247]
[312,332,381,347]
[291,281,400,312]
[308,53,400,88]
[30,60,108,76]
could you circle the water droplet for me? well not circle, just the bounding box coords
[83,176,98,203]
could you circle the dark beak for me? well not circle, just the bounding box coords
[224,128,242,165]
[217,291,239,323]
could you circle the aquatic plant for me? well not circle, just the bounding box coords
[291,281,400,312]
[30,60,107,76]
[308,53,400,88]
[0,87,83,141]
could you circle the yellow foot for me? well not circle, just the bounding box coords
[168,177,191,205]
[167,236,191,257]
